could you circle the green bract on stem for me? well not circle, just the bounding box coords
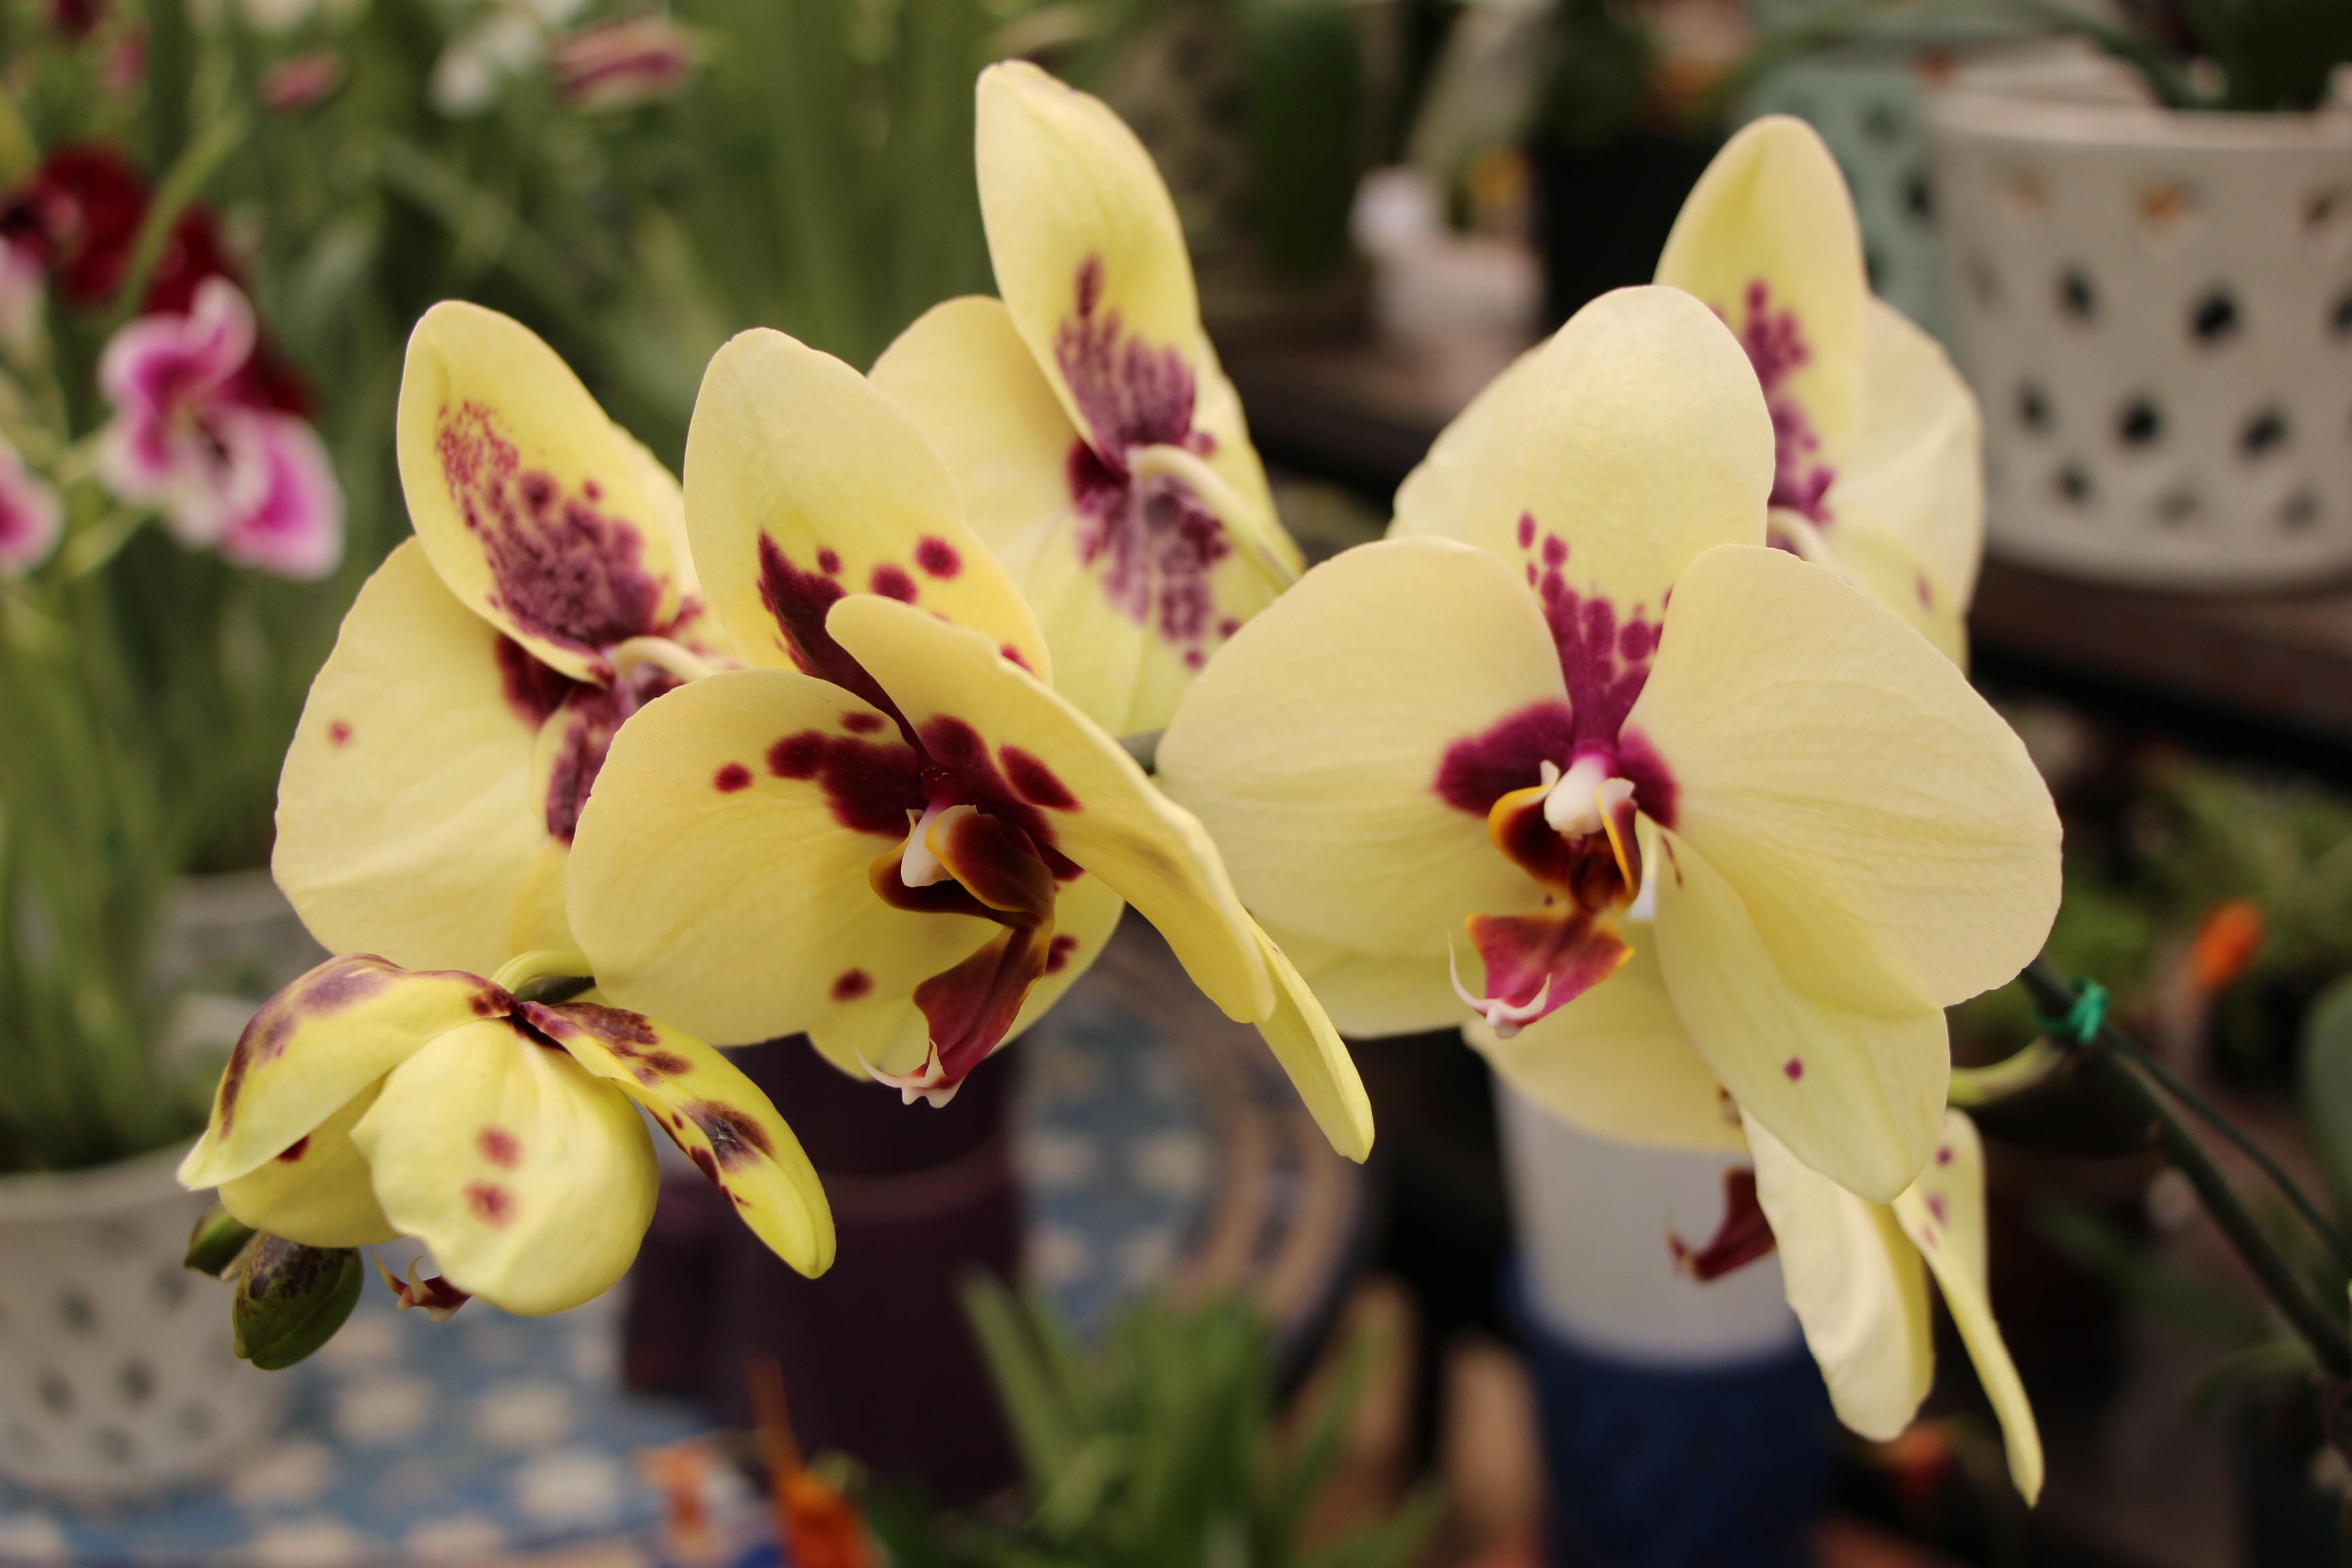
[2016,960,2352,1382]
[491,949,598,1005]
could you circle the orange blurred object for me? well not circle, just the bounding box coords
[748,1355,877,1568]
[2190,898,2266,994]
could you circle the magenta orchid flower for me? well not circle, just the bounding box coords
[95,276,344,580]
[0,438,62,575]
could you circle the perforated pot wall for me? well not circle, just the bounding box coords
[0,1144,280,1501]
[1933,86,2352,588]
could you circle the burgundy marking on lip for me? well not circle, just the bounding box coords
[436,402,672,654]
[918,717,1081,880]
[1669,1167,1777,1281]
[831,968,872,1002]
[1435,702,1576,817]
[766,728,925,837]
[915,537,962,577]
[327,721,351,747]
[870,564,917,602]
[714,762,752,793]
[755,534,908,731]
[465,1181,513,1226]
[1044,933,1080,975]
[1732,280,1836,524]
[1466,904,1630,1028]
[1002,747,1078,811]
[478,1128,521,1169]
[274,1136,310,1164]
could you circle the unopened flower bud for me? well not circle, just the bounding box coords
[232,1234,363,1369]
[184,1200,258,1278]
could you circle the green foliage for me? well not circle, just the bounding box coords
[866,1279,1443,1568]
[1526,0,1658,153]
[1237,0,1364,280]
[2300,977,2352,1209]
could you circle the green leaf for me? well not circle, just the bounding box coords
[2303,975,2352,1210]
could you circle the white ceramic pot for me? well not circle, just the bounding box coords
[0,1143,280,1501]
[1931,65,2352,588]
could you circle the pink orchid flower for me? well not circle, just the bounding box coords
[96,276,344,580]
[0,439,62,575]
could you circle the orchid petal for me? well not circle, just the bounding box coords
[1806,502,1969,666]
[1655,116,1867,478]
[1465,945,1746,1156]
[1252,924,1375,1162]
[395,301,692,681]
[216,1079,401,1247]
[0,444,63,576]
[1839,297,1985,610]
[568,669,991,1045]
[1650,821,1948,1203]
[1157,536,1559,962]
[215,410,346,582]
[1892,1111,2043,1502]
[1275,930,1463,1036]
[274,540,554,977]
[178,956,510,1190]
[523,998,834,1277]
[1625,544,2060,1017]
[681,327,1050,691]
[826,593,1273,1024]
[1744,1110,1933,1441]
[353,1017,657,1315]
[1387,286,1771,613]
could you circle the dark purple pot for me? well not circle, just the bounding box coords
[624,1039,1023,1503]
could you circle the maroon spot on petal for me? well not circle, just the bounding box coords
[1614,727,1678,830]
[274,1136,310,1164]
[1003,747,1078,810]
[756,534,907,728]
[817,547,842,575]
[1784,1057,1804,1081]
[1732,280,1838,524]
[477,1128,521,1169]
[1927,1192,1948,1226]
[1516,513,1535,551]
[1044,934,1080,975]
[1000,644,1032,672]
[1916,573,1933,608]
[1183,649,1204,670]
[1937,1145,1953,1164]
[832,968,872,1002]
[465,1182,514,1226]
[1541,533,1567,568]
[493,636,583,729]
[870,564,918,602]
[1533,576,1663,759]
[536,1000,662,1048]
[583,478,602,501]
[1525,562,1537,586]
[436,402,672,655]
[841,711,885,735]
[538,669,680,843]
[1435,702,1578,816]
[915,536,962,578]
[714,762,753,793]
[764,728,925,836]
[917,717,1081,879]
[689,1147,719,1183]
[685,1100,774,1173]
[1216,617,1240,639]
[327,721,351,747]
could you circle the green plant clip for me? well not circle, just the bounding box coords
[2034,977,2109,1047]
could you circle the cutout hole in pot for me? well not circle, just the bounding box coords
[2117,397,2163,448]
[94,1427,134,1465]
[2308,190,2352,258]
[177,1403,216,1441]
[1902,169,1933,224]
[2280,492,2321,532]
[2055,465,2094,507]
[2332,291,2352,340]
[1967,255,1999,308]
[2191,288,2240,345]
[2241,408,2289,459]
[2018,382,2052,434]
[119,1357,155,1406]
[37,1371,72,1413]
[2057,267,2097,322]
[57,1288,97,1333]
[2155,487,2200,527]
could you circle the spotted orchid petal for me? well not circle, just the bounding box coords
[520,998,834,1277]
[178,956,510,1190]
[567,669,994,1045]
[1648,818,1947,1203]
[682,327,1051,693]
[395,301,698,683]
[216,1079,402,1248]
[1388,286,1772,618]
[1623,543,2061,1023]
[0,440,61,575]
[1744,1110,1933,1441]
[967,63,1299,732]
[275,541,564,976]
[826,593,1273,1026]
[1156,536,1559,976]
[352,1016,658,1316]
[1892,1110,2044,1502]
[96,279,256,538]
[1654,116,1866,523]
[806,870,1125,1086]
[1465,945,1746,1156]
[1838,297,1985,611]
[1771,504,1968,667]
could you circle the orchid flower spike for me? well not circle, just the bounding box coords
[95,277,344,580]
[273,303,734,977]
[178,954,832,1313]
[869,61,1303,737]
[1650,116,1984,662]
[563,327,1371,1160]
[1158,285,2060,1206]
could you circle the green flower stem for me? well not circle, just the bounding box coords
[1947,1037,2065,1107]
[2022,961,2352,1379]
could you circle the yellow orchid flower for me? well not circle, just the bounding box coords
[563,327,1371,1161]
[1156,284,2060,1203]
[178,953,833,1313]
[1401,117,1983,664]
[866,61,1303,738]
[273,302,734,977]
[1473,970,2040,1501]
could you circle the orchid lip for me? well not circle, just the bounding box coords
[1448,938,1552,1039]
[858,1046,960,1109]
